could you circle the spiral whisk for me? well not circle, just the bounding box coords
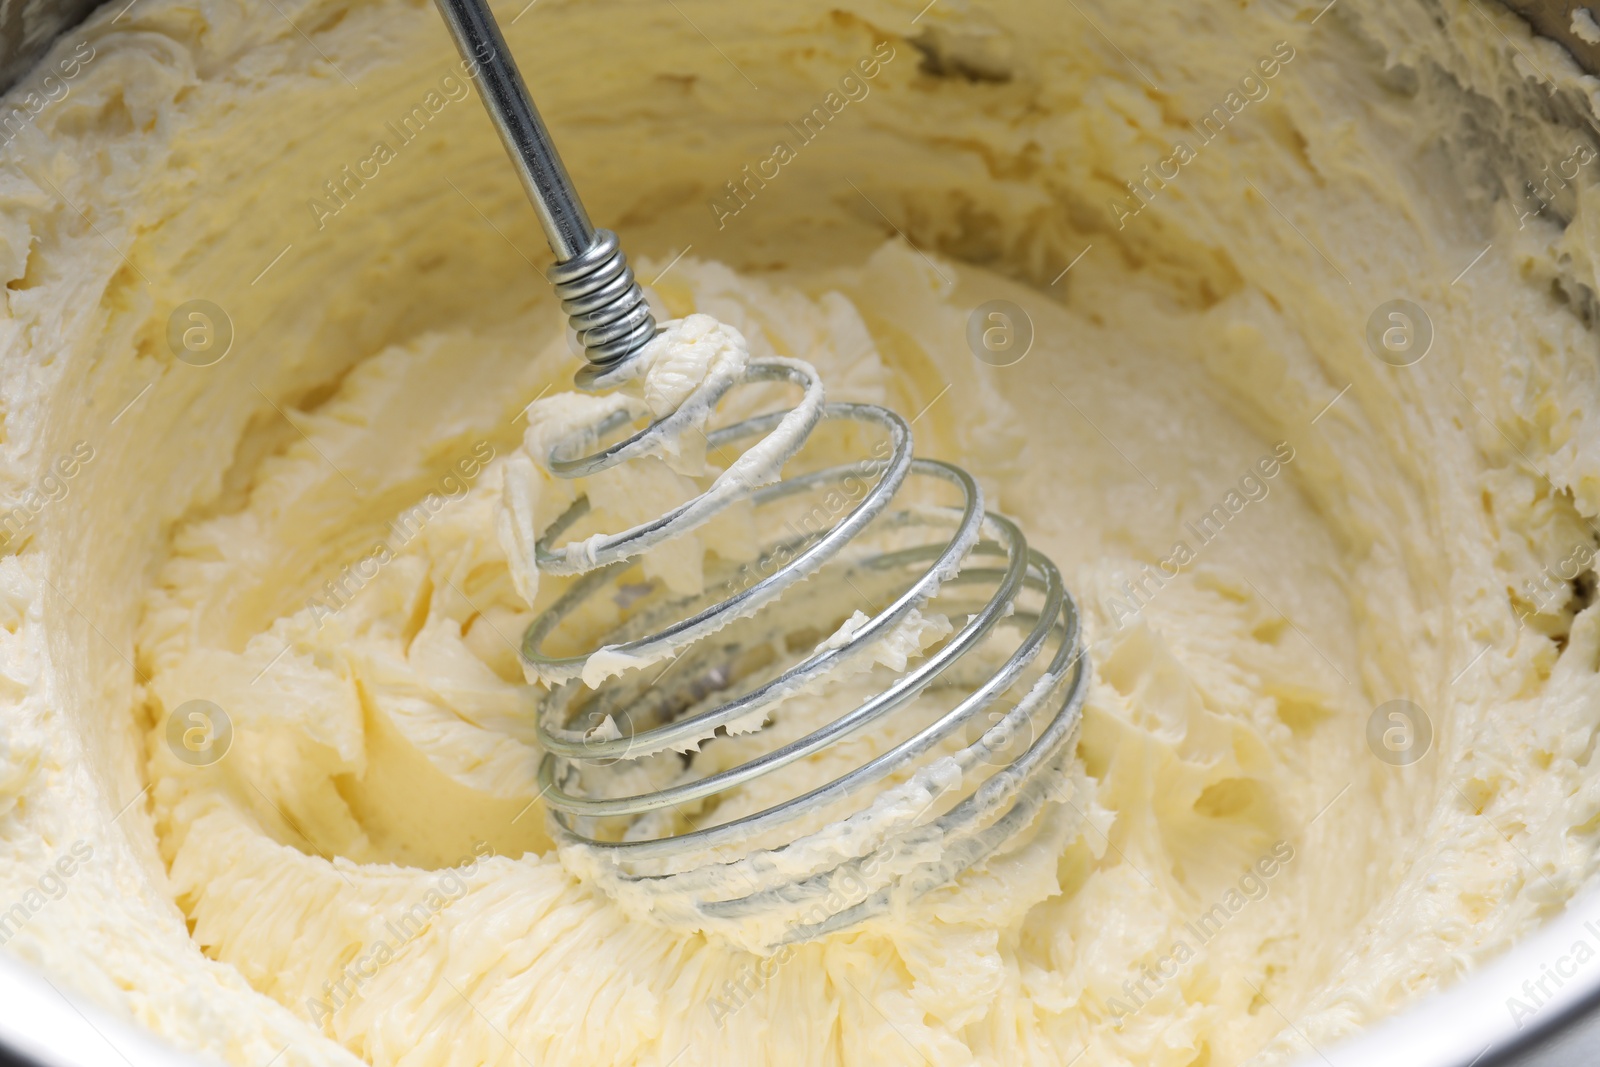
[549,228,655,374]
[522,360,1090,950]
[433,0,1090,951]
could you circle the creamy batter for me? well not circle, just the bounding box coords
[4,0,1600,1065]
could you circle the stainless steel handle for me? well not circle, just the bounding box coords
[433,0,595,261]
[431,0,658,379]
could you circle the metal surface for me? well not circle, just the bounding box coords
[1304,885,1600,1067]
[547,228,657,377]
[431,0,656,373]
[0,0,1592,1063]
[0,0,101,92]
[432,0,1086,944]
[0,954,187,1067]
[430,0,593,259]
[1504,0,1600,74]
[520,349,1088,945]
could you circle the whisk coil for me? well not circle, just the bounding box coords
[522,358,1089,950]
[549,228,657,375]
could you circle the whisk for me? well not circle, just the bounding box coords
[435,0,1089,952]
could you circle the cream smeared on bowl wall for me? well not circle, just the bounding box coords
[2,1,1600,1066]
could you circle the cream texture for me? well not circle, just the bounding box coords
[4,1,1600,1066]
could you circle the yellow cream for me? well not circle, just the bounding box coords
[5,1,1600,1065]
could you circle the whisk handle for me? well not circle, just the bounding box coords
[432,0,659,380]
[433,0,596,262]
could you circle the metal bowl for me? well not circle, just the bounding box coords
[1504,0,1600,75]
[0,0,104,93]
[2,2,1599,1066]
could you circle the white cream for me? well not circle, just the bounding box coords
[3,0,1600,1065]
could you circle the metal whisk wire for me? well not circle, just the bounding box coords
[432,0,1089,949]
[517,362,1088,946]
